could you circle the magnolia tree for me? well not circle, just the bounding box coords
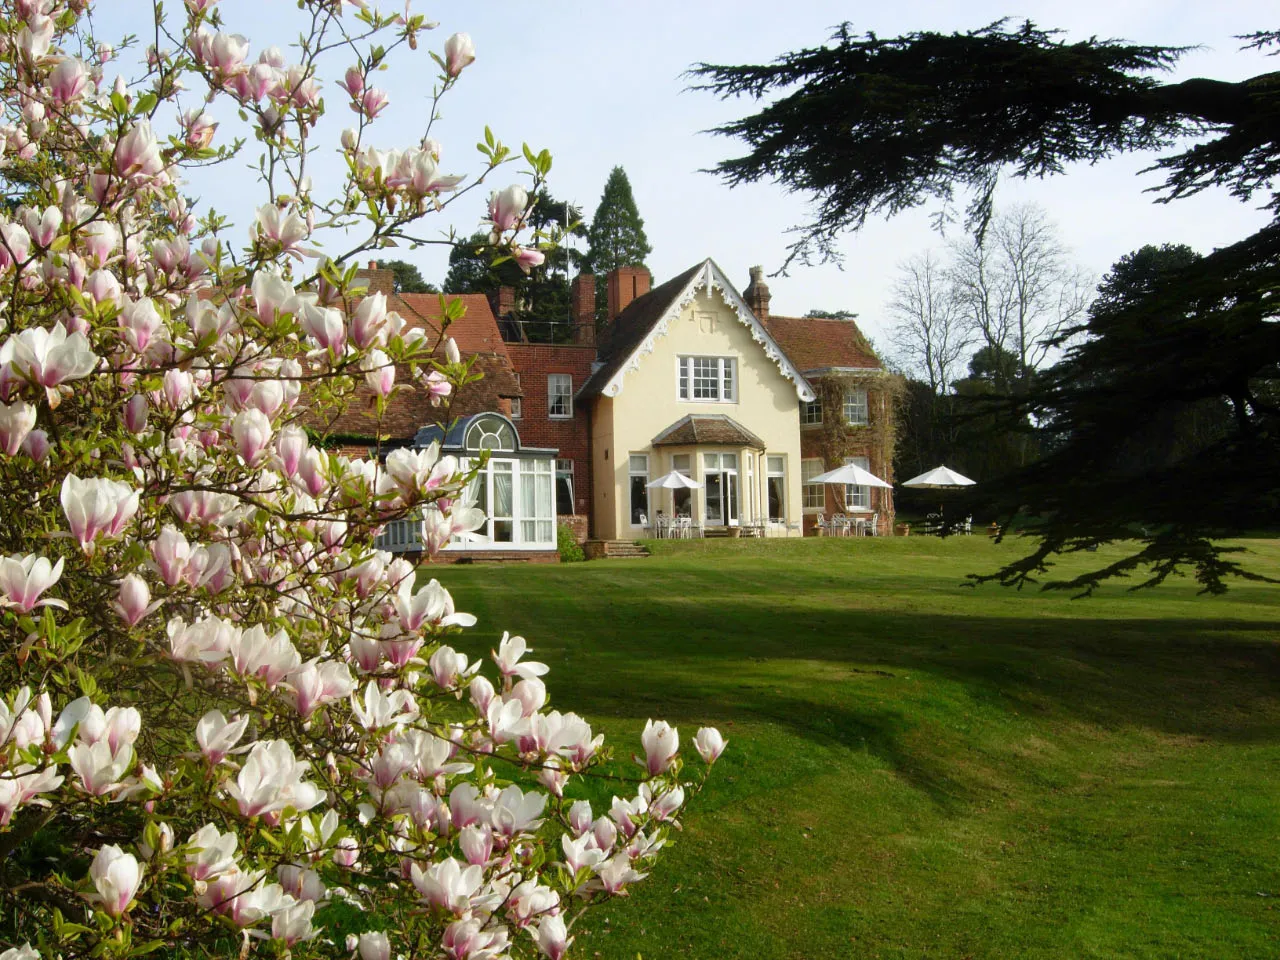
[0,2,723,958]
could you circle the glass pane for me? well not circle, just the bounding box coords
[767,455,784,475]
[537,472,552,519]
[768,476,784,521]
[494,519,513,543]
[705,473,723,524]
[703,453,719,470]
[556,476,573,515]
[521,466,535,518]
[673,454,691,474]
[521,519,536,541]
[538,520,553,543]
[673,487,691,516]
[723,453,737,469]
[630,475,648,524]
[727,473,738,523]
[629,455,647,473]
[493,463,513,518]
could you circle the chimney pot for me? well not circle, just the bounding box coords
[744,264,771,319]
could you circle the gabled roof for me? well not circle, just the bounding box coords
[579,259,814,402]
[652,414,766,450]
[763,314,882,373]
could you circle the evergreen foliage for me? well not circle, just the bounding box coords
[695,21,1280,591]
[586,166,652,325]
[442,189,587,341]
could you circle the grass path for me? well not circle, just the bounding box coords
[429,537,1280,958]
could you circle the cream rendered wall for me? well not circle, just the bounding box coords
[589,396,617,539]
[592,288,804,539]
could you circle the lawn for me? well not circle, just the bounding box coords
[428,536,1280,959]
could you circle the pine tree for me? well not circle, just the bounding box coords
[586,166,652,324]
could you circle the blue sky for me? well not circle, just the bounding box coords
[96,1,1276,348]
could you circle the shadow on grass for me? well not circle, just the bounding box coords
[452,585,1280,810]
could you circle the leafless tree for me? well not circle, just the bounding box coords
[949,203,1093,381]
[887,251,971,394]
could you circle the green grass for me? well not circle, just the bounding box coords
[429,536,1280,959]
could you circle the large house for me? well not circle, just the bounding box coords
[335,261,896,559]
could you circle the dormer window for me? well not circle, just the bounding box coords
[677,356,736,402]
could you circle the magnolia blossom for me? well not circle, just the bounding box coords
[112,574,162,627]
[410,857,483,914]
[225,739,323,818]
[86,845,143,918]
[641,718,679,776]
[694,726,727,764]
[488,185,527,233]
[513,245,545,273]
[0,400,36,455]
[493,632,549,680]
[286,659,356,718]
[443,32,475,77]
[253,204,309,257]
[533,913,572,960]
[0,553,65,613]
[273,898,318,945]
[1,323,98,404]
[358,931,391,960]
[195,710,250,765]
[60,475,139,553]
[232,407,273,465]
[186,824,239,882]
[115,120,164,178]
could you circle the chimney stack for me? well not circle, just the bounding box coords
[606,266,651,322]
[490,285,516,319]
[572,273,596,347]
[744,265,771,319]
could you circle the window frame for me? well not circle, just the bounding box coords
[801,398,822,425]
[843,387,869,426]
[801,458,826,512]
[766,455,787,522]
[843,455,871,510]
[509,373,522,420]
[628,454,650,527]
[676,356,737,403]
[547,373,573,419]
[555,458,574,516]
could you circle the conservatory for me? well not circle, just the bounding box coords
[376,413,559,554]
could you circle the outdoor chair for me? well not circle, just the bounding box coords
[864,512,878,537]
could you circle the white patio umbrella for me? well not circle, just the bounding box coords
[811,463,893,488]
[902,465,975,519]
[902,465,975,489]
[646,470,702,490]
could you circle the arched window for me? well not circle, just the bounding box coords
[465,415,516,452]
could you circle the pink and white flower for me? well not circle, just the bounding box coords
[0,553,65,613]
[86,845,143,918]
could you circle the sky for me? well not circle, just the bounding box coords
[95,1,1276,352]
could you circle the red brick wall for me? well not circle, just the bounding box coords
[796,393,896,535]
[504,343,596,520]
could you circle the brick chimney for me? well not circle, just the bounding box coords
[355,260,395,296]
[744,265,771,319]
[606,266,651,322]
[489,285,516,319]
[572,273,596,347]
